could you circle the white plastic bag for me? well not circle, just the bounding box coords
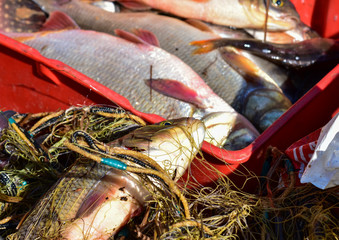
[300,113,339,189]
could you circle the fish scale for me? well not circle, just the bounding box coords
[11,160,110,239]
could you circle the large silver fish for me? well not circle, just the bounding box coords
[9,27,231,120]
[113,0,300,31]
[8,117,205,240]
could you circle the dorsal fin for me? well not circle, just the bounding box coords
[115,29,148,45]
[41,11,80,31]
[131,28,160,47]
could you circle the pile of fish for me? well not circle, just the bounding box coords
[0,0,339,239]
[1,0,338,151]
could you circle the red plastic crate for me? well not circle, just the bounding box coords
[0,1,338,189]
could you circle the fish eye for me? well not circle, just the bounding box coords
[271,0,284,7]
[160,121,172,126]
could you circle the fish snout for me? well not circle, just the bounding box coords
[222,113,260,150]
[201,112,259,149]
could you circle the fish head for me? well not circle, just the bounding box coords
[117,118,206,181]
[240,0,300,31]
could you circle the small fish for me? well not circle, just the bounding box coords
[113,0,300,31]
[8,118,205,240]
[190,37,339,68]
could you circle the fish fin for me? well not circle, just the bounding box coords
[76,174,119,218]
[115,29,148,45]
[40,11,80,31]
[145,79,208,109]
[113,0,151,10]
[185,19,214,33]
[132,29,160,47]
[189,39,219,54]
[220,47,262,82]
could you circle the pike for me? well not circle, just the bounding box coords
[8,118,206,240]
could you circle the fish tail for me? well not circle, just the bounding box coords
[190,39,219,54]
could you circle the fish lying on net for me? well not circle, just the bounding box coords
[4,108,205,239]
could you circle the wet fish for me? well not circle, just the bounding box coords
[8,27,230,120]
[15,0,291,131]
[8,117,205,240]
[191,37,339,68]
[113,0,300,31]
[4,14,259,148]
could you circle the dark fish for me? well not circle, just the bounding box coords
[191,37,339,68]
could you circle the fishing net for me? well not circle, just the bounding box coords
[0,107,338,239]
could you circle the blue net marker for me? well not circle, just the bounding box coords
[101,158,127,170]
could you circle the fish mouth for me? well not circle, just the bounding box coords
[268,14,299,31]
